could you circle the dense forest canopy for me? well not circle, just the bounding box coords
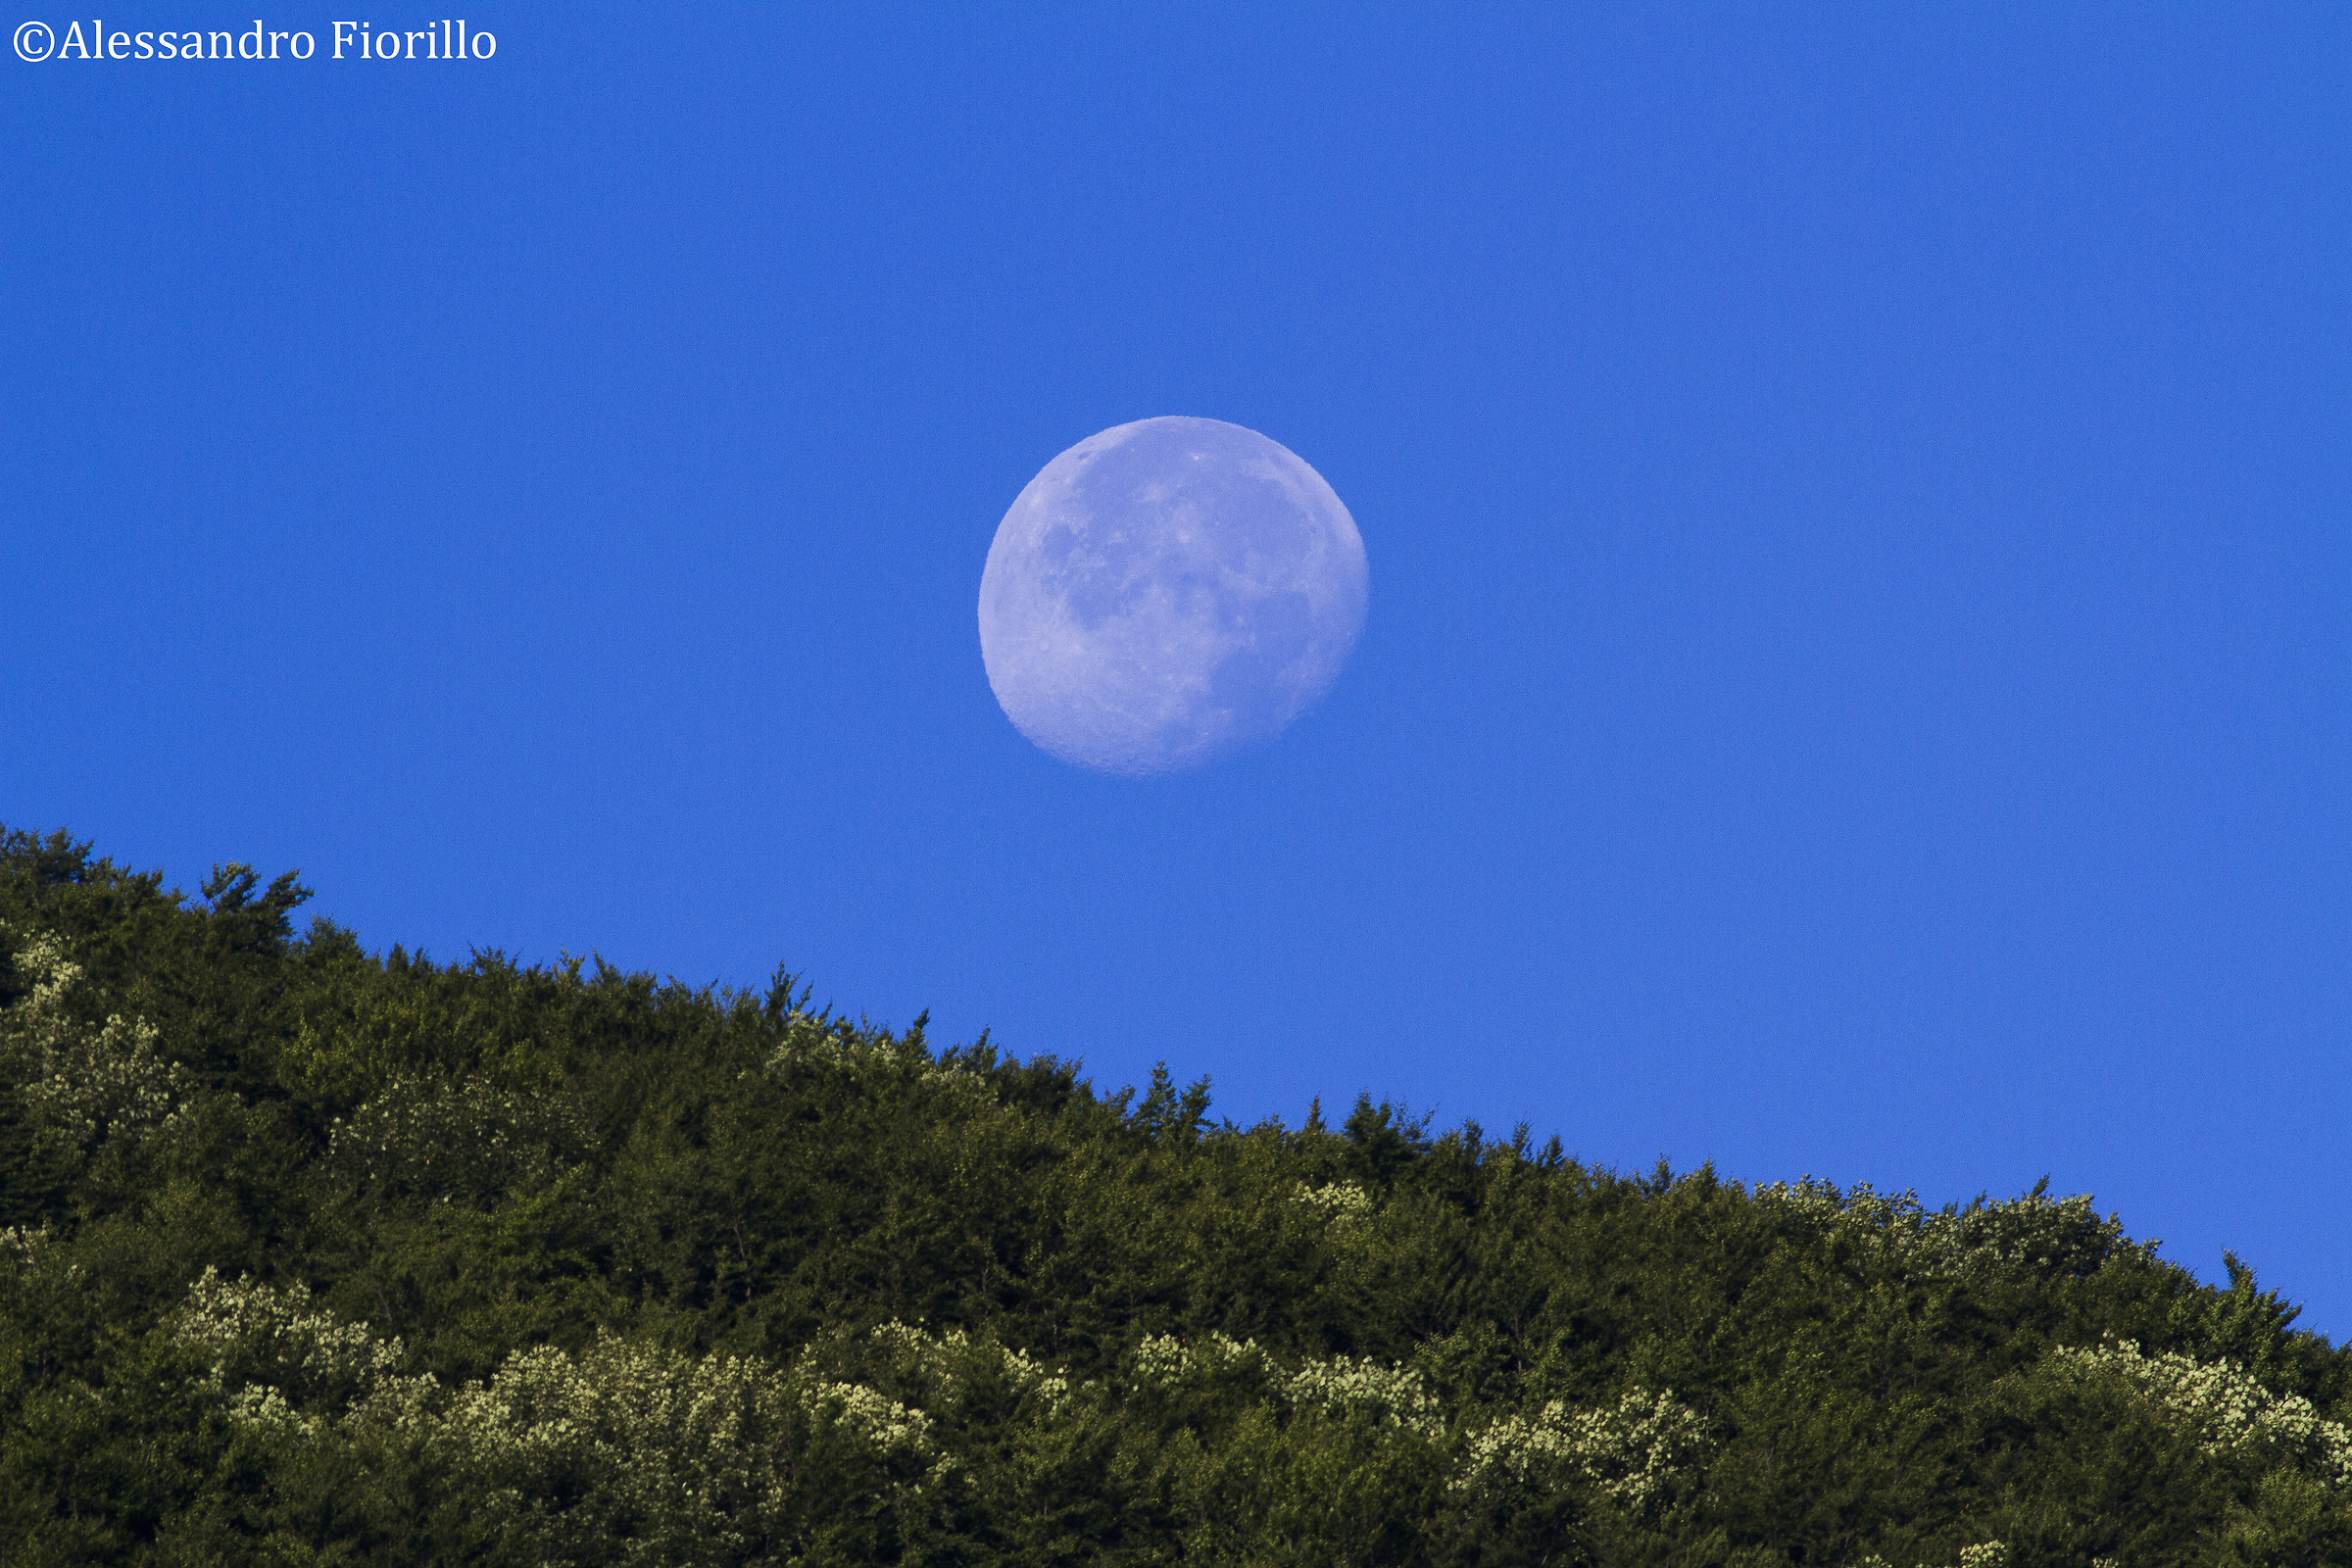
[0,825,2346,1567]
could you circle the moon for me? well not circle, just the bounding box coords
[979,416,1369,776]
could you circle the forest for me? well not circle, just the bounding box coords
[2,824,2347,1567]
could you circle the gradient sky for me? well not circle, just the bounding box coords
[5,6,2346,1333]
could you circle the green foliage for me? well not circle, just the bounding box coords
[2,824,2348,1566]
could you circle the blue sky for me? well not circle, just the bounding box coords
[6,5,2347,1333]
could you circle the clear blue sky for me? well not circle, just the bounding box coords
[6,5,2346,1334]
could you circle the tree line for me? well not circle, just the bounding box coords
[2,825,2346,1566]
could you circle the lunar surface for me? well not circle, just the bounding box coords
[979,416,1368,775]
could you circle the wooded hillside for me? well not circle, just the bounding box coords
[2,827,2345,1566]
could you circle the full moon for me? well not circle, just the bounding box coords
[979,416,1369,775]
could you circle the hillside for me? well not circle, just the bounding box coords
[1,826,2346,1567]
